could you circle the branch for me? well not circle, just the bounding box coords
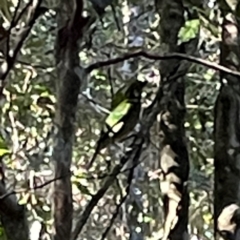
[86,51,240,78]
[0,174,69,201]
[6,0,22,56]
[71,137,144,240]
[0,0,44,85]
[100,161,135,240]
[71,69,171,239]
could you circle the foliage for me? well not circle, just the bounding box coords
[0,0,222,239]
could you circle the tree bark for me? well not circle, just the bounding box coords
[0,183,29,240]
[156,1,198,239]
[214,9,240,240]
[52,0,89,239]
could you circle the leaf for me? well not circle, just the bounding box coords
[143,215,153,223]
[0,225,7,240]
[0,148,9,156]
[203,212,212,225]
[19,193,30,205]
[0,136,9,157]
[105,99,131,128]
[178,19,200,42]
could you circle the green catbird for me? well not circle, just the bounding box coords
[87,80,147,170]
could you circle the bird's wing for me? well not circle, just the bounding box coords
[105,99,131,129]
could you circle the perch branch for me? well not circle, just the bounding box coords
[86,50,240,78]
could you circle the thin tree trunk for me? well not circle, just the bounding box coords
[214,9,240,240]
[156,1,198,239]
[52,1,89,239]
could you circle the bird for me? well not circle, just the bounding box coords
[87,80,147,170]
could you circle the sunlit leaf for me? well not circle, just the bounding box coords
[0,135,9,157]
[178,19,200,42]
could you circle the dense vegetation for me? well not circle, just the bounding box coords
[0,0,239,240]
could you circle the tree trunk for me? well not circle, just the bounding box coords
[156,0,198,239]
[214,9,240,240]
[0,184,29,240]
[52,0,88,239]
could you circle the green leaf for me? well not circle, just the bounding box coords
[105,100,131,128]
[143,215,153,223]
[178,19,200,42]
[0,149,9,156]
[0,136,9,157]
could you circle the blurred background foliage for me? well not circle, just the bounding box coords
[0,0,222,239]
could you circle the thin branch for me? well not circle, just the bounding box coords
[0,161,143,205]
[0,55,51,69]
[11,0,22,26]
[71,137,144,240]
[85,51,240,78]
[6,0,22,56]
[107,64,114,99]
[83,155,146,181]
[0,0,44,84]
[100,162,135,240]
[13,0,33,27]
[0,173,70,201]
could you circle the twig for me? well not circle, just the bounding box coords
[102,51,114,98]
[107,64,114,99]
[0,173,70,201]
[85,51,240,78]
[13,0,32,27]
[0,0,44,84]
[111,4,120,31]
[11,0,22,25]
[6,0,22,57]
[0,160,142,202]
